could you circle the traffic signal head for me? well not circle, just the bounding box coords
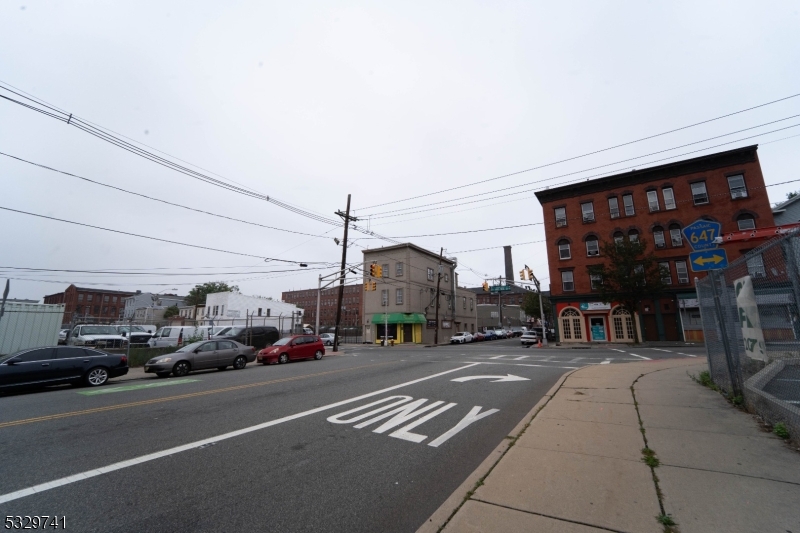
[364,282,370,291]
[369,263,380,277]
[482,281,489,292]
[374,264,382,278]
[519,269,526,281]
[371,281,377,291]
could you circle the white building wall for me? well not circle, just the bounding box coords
[200,292,304,332]
[0,303,65,354]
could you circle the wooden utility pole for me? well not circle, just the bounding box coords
[434,247,444,345]
[333,195,356,352]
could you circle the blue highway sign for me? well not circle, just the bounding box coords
[689,249,728,272]
[683,219,722,251]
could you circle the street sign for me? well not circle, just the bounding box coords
[683,220,722,251]
[689,249,729,271]
[490,285,511,293]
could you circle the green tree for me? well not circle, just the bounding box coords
[586,238,668,344]
[787,190,799,200]
[522,292,552,322]
[163,305,179,319]
[185,282,239,306]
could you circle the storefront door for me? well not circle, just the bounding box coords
[589,317,607,342]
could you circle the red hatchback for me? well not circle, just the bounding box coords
[257,335,325,365]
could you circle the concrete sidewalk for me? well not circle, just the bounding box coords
[422,358,800,533]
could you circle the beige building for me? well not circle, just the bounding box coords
[362,243,477,344]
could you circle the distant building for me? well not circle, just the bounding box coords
[772,194,800,225]
[282,285,363,331]
[43,284,134,325]
[199,291,303,333]
[123,291,186,320]
[362,243,477,344]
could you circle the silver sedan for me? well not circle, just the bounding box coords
[144,339,256,378]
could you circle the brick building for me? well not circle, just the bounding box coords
[282,285,363,331]
[534,145,774,343]
[43,284,134,325]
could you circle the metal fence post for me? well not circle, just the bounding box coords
[709,270,741,397]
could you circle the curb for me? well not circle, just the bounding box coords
[416,366,581,533]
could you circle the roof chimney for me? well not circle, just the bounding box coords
[503,246,514,283]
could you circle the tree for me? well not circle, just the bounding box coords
[163,305,179,319]
[522,292,552,322]
[586,238,668,344]
[185,282,239,306]
[787,190,799,200]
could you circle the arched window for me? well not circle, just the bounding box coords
[560,308,584,341]
[613,231,624,244]
[585,236,599,256]
[628,230,639,242]
[669,224,682,246]
[652,226,665,248]
[611,307,635,342]
[737,214,756,231]
[558,239,571,260]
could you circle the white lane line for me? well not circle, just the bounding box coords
[0,363,481,505]
[610,349,626,353]
[629,353,652,360]
[650,348,673,353]
[677,353,698,358]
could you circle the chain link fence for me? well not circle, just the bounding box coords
[696,229,800,441]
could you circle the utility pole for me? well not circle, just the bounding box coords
[315,274,322,336]
[434,247,444,345]
[0,279,9,329]
[333,194,356,353]
[498,275,504,328]
[528,266,547,346]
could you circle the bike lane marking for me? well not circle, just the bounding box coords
[76,379,201,396]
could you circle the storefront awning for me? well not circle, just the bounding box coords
[371,313,427,324]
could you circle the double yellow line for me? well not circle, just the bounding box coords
[0,362,393,429]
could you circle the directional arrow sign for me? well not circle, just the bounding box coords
[452,374,530,383]
[689,249,729,272]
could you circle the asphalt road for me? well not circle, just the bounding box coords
[0,339,706,532]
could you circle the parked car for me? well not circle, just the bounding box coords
[257,335,325,364]
[67,325,127,349]
[472,332,485,342]
[57,329,70,345]
[115,325,155,346]
[144,340,256,378]
[0,346,128,389]
[483,330,497,341]
[520,331,540,345]
[319,333,335,346]
[148,326,214,348]
[509,327,524,337]
[450,332,473,344]
[494,329,507,339]
[214,326,280,350]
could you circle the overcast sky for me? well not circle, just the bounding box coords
[2,1,799,302]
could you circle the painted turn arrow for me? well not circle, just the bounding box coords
[452,374,530,383]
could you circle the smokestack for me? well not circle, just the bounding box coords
[503,246,514,283]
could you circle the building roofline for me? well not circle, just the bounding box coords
[534,145,759,204]
[361,242,456,265]
[772,193,800,212]
[71,287,135,295]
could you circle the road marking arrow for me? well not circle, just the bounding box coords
[451,374,530,383]
[693,254,724,266]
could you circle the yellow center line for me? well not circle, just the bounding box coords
[0,362,395,429]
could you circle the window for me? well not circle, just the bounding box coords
[747,255,766,278]
[662,188,676,210]
[675,261,689,284]
[427,268,434,281]
[470,298,474,311]
[463,297,467,309]
[112,296,117,303]
[581,202,595,223]
[444,274,449,282]
[102,306,108,314]
[14,348,54,362]
[659,262,672,285]
[561,271,574,292]
[623,194,635,216]
[613,232,624,244]
[691,182,709,205]
[382,264,389,278]
[628,230,639,242]
[554,207,567,227]
[728,174,747,198]
[93,306,100,315]
[396,262,404,276]
[78,294,84,302]
[558,240,571,259]
[586,236,599,256]
[653,227,666,248]
[647,190,660,212]
[669,224,683,246]
[104,295,110,303]
[396,288,404,305]
[381,290,388,306]
[737,214,756,231]
[608,197,620,219]
[87,294,93,302]
[111,307,116,316]
[590,274,602,290]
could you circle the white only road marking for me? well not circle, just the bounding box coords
[677,353,698,358]
[451,374,530,383]
[431,361,579,370]
[0,363,481,505]
[489,354,509,359]
[629,353,652,360]
[428,406,499,447]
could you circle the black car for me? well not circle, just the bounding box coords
[0,346,128,390]
[214,326,280,350]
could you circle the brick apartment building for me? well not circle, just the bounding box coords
[43,284,134,325]
[282,285,363,330]
[534,145,774,343]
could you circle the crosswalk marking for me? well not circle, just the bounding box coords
[629,353,652,360]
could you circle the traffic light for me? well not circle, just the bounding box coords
[364,282,370,291]
[374,264,382,278]
[371,281,377,291]
[482,281,489,292]
[519,269,526,281]
[364,281,378,291]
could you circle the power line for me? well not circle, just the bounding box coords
[357,91,800,211]
[0,206,331,264]
[0,265,334,277]
[388,222,542,239]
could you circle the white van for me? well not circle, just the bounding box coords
[148,326,213,348]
